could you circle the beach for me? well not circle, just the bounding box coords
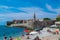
[20,34,60,40]
[42,34,60,40]
[19,28,60,40]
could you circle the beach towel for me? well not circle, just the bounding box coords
[13,37,21,40]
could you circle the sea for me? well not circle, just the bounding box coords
[0,25,25,40]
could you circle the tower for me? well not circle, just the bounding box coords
[34,12,36,21]
[33,12,37,28]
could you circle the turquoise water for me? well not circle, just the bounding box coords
[0,25,25,40]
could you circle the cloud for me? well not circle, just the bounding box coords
[0,6,58,25]
[0,7,57,20]
[18,7,57,18]
[0,5,13,9]
[46,4,53,11]
[0,4,58,23]
[0,5,27,13]
[46,4,60,14]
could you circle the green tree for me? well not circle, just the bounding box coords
[56,17,60,21]
[43,18,51,20]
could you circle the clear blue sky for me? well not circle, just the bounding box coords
[0,0,60,25]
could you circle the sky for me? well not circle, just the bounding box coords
[0,0,60,25]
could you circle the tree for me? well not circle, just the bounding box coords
[43,18,51,20]
[56,17,60,21]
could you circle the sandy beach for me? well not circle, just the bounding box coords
[13,28,60,40]
[42,34,60,40]
[20,34,60,40]
[20,28,60,40]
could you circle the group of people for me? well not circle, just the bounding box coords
[47,29,59,34]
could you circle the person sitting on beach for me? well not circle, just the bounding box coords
[47,29,51,32]
[34,36,41,40]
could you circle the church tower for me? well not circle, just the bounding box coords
[34,12,36,21]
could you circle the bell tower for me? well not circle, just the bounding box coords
[34,12,36,21]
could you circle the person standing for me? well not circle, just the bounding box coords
[9,36,13,40]
[4,36,7,40]
[4,34,7,40]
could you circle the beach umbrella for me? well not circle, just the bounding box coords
[55,29,59,34]
[24,29,30,33]
[29,31,38,35]
[24,29,30,39]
